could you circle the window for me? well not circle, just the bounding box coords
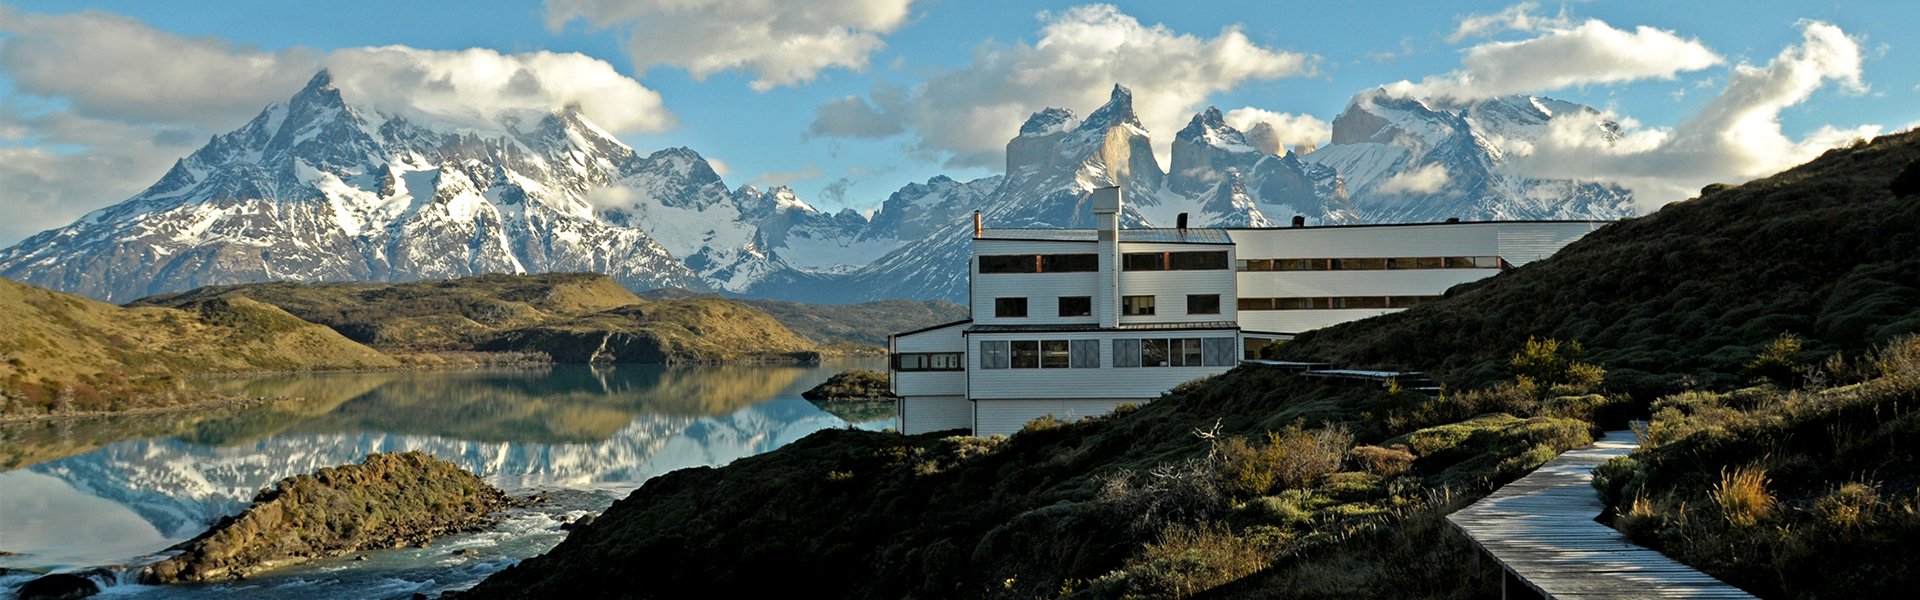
[1239,256,1503,271]
[1069,339,1100,368]
[1187,294,1220,315]
[1114,337,1236,367]
[980,255,1035,274]
[995,297,1028,318]
[1125,251,1229,271]
[1243,337,1277,361]
[1169,251,1229,270]
[1122,252,1164,271]
[894,352,963,371]
[1041,340,1071,369]
[1237,259,1275,272]
[981,341,1010,369]
[1236,295,1445,310]
[1058,296,1093,317]
[1122,295,1156,316]
[1011,340,1040,369]
[1041,254,1098,272]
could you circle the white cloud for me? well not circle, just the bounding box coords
[1503,21,1881,207]
[809,4,1313,168]
[1223,108,1331,154]
[325,47,673,134]
[1376,163,1451,194]
[1447,1,1571,43]
[1391,19,1722,101]
[545,0,915,91]
[0,6,673,246]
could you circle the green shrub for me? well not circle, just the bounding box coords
[1347,445,1414,477]
[1746,332,1809,387]
[1711,466,1775,528]
[1510,337,1605,398]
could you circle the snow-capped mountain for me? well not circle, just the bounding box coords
[1304,90,1636,222]
[0,73,1637,305]
[0,71,886,302]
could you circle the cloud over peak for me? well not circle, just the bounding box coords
[1390,19,1722,101]
[544,0,916,91]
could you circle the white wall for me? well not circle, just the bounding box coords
[974,399,1140,436]
[1115,241,1237,325]
[971,239,1102,326]
[900,396,972,435]
[1236,269,1492,298]
[893,321,968,397]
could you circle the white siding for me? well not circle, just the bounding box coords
[1115,241,1237,325]
[972,239,1102,326]
[893,321,968,397]
[968,331,1233,400]
[1495,222,1600,265]
[974,399,1142,436]
[1235,269,1490,298]
[900,396,972,435]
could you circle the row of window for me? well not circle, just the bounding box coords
[1237,256,1503,272]
[893,352,964,372]
[980,340,1102,369]
[977,251,1233,274]
[976,337,1238,369]
[1236,295,1443,310]
[979,253,1099,274]
[993,294,1222,318]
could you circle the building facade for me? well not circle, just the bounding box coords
[891,187,1602,435]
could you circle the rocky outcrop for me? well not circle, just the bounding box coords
[141,452,510,584]
[17,573,100,600]
[800,369,892,401]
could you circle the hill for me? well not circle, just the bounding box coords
[1277,132,1920,396]
[637,288,970,347]
[468,131,1920,599]
[135,273,825,363]
[0,277,395,417]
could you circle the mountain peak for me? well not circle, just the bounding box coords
[1019,107,1077,136]
[1079,84,1142,131]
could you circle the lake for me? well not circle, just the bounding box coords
[0,360,889,598]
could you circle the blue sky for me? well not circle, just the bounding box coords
[1,1,1915,244]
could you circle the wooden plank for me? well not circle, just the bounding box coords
[1447,430,1758,599]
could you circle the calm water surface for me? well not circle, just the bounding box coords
[0,360,888,598]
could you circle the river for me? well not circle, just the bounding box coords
[0,360,889,598]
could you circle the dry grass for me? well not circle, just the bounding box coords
[1710,466,1775,527]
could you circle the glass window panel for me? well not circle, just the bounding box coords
[1187,294,1220,315]
[1041,340,1071,368]
[1474,256,1500,268]
[1311,297,1333,310]
[1237,297,1274,311]
[981,341,1010,369]
[1011,340,1040,369]
[1446,256,1476,268]
[1112,339,1141,368]
[1122,252,1165,271]
[1169,251,1228,270]
[1070,340,1100,368]
[1179,338,1204,366]
[1041,253,1098,272]
[1349,257,1387,270]
[1123,295,1156,316]
[1417,256,1444,269]
[1203,337,1235,366]
[1248,259,1275,272]
[1142,338,1169,367]
[1058,296,1092,317]
[994,297,1028,318]
[979,255,1035,274]
[1242,337,1272,361]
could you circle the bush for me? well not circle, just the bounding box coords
[1710,466,1775,527]
[1815,482,1883,530]
[1746,332,1808,387]
[1347,445,1414,477]
[1269,424,1353,490]
[1510,337,1605,398]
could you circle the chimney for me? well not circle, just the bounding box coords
[1445,217,1460,224]
[973,211,983,239]
[1176,212,1188,230]
[1091,187,1123,329]
[1291,215,1306,228]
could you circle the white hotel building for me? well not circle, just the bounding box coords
[889,187,1602,435]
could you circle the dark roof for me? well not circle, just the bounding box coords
[966,321,1240,334]
[891,318,973,339]
[977,228,1234,244]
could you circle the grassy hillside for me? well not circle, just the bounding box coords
[470,130,1920,599]
[637,288,971,347]
[1279,132,1920,396]
[136,273,828,363]
[0,277,395,417]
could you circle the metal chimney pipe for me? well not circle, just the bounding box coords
[1176,212,1188,230]
[973,211,983,238]
[1291,215,1306,228]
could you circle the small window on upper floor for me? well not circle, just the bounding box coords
[995,297,1028,318]
[1122,295,1155,316]
[1187,294,1220,315]
[1058,296,1092,317]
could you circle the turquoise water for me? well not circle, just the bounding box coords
[0,361,888,598]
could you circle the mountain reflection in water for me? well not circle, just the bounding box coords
[0,361,887,573]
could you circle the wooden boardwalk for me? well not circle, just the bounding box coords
[1448,430,1757,599]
